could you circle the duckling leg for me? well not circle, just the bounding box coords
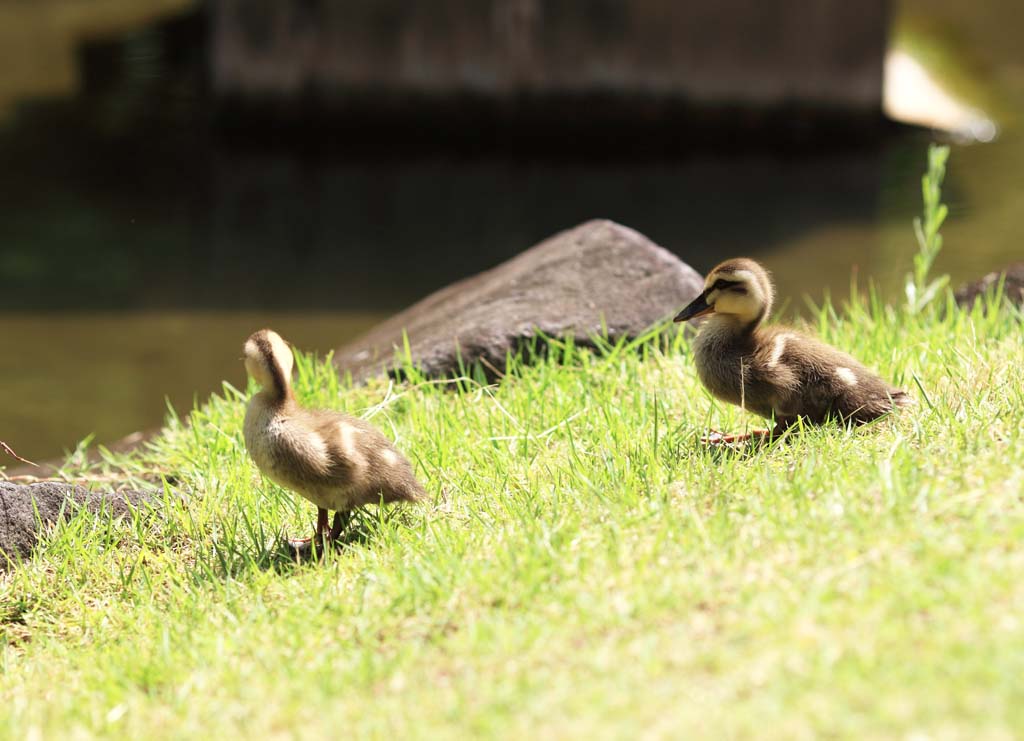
[329,510,353,542]
[315,507,330,541]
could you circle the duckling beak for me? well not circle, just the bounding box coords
[674,291,715,322]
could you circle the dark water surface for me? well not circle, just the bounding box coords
[1,2,1022,462]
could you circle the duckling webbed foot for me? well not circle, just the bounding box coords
[285,507,330,552]
[701,423,791,446]
[701,429,772,445]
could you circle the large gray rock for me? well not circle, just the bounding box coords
[0,482,158,568]
[334,219,703,382]
[955,263,1024,307]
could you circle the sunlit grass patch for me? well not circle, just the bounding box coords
[3,146,1024,737]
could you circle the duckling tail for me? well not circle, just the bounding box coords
[407,480,429,502]
[385,467,429,503]
[891,389,915,408]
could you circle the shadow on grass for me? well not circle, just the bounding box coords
[201,507,403,580]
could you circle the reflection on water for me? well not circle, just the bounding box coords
[0,0,1022,462]
[0,313,383,463]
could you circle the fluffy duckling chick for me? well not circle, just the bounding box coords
[243,329,426,546]
[674,258,910,443]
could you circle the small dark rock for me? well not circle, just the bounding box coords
[0,482,159,568]
[334,219,704,382]
[954,263,1024,307]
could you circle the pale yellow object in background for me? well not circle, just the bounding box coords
[884,48,997,142]
[0,0,194,117]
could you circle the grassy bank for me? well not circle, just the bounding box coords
[3,152,1024,737]
[2,286,1023,737]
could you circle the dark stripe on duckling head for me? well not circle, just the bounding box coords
[710,278,749,294]
[253,332,292,403]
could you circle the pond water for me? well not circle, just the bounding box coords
[0,1,1022,463]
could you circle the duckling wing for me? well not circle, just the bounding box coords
[767,331,903,425]
[290,411,381,485]
[307,411,427,505]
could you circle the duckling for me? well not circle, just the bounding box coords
[242,329,426,547]
[674,258,911,443]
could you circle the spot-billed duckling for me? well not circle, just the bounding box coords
[674,258,911,443]
[243,329,426,547]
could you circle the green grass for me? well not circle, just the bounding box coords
[3,147,1024,738]
[1,287,1023,738]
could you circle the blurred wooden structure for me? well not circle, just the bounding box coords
[211,0,889,117]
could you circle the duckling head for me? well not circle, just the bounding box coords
[243,328,294,399]
[674,257,774,327]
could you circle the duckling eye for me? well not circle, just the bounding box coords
[730,286,748,294]
[712,278,742,292]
